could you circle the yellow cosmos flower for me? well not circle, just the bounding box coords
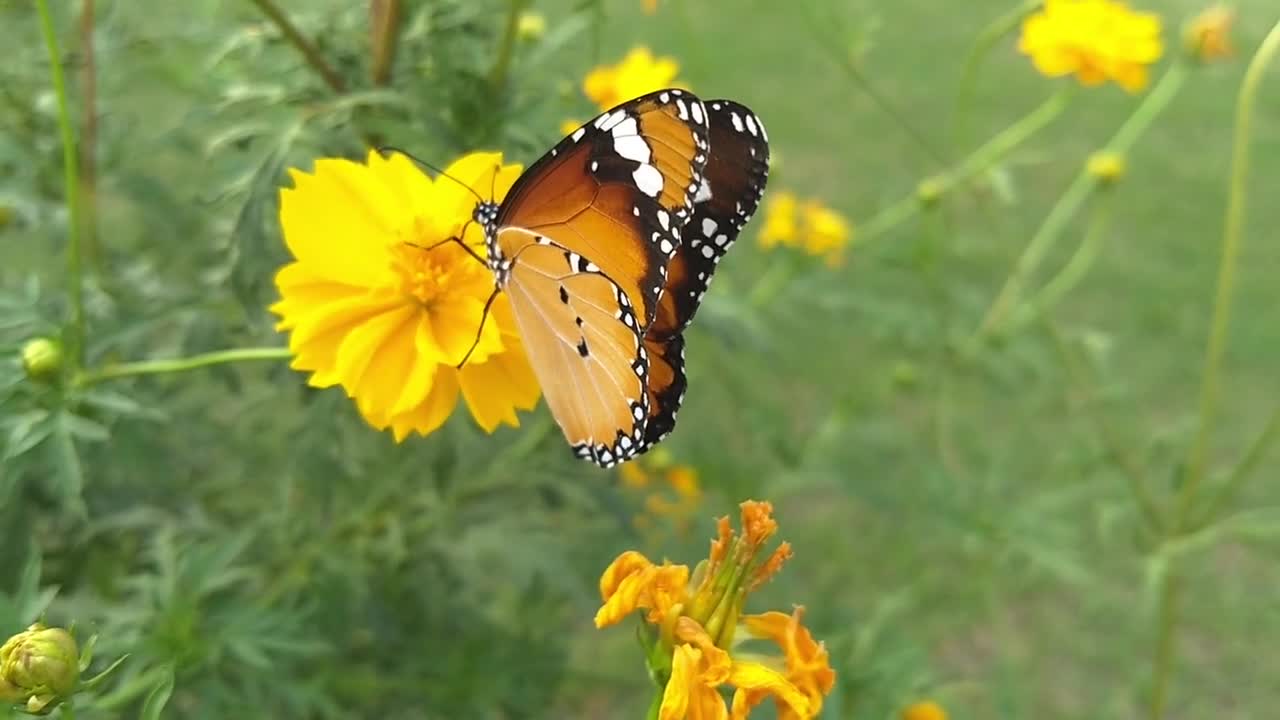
[759,192,852,267]
[902,700,948,720]
[620,449,704,531]
[1018,0,1163,93]
[583,46,683,111]
[271,150,541,441]
[596,501,834,719]
[1184,5,1234,62]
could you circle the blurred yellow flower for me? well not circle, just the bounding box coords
[902,700,948,720]
[620,450,703,532]
[583,46,683,111]
[559,118,584,137]
[759,191,799,249]
[596,501,834,719]
[1018,0,1163,93]
[643,0,660,14]
[801,201,852,268]
[759,192,853,267]
[1184,5,1234,62]
[1086,151,1126,184]
[271,151,541,441]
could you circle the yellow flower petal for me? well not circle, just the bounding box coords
[272,151,541,441]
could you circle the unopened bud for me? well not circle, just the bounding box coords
[1086,152,1125,186]
[916,177,945,207]
[0,624,81,713]
[21,338,63,384]
[517,12,546,41]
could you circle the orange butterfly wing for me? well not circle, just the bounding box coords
[485,89,712,466]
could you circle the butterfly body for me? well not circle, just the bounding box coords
[473,89,769,467]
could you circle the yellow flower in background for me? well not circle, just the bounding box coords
[902,700,948,720]
[621,449,704,532]
[559,118,584,137]
[596,501,835,719]
[801,201,852,268]
[759,192,852,267]
[271,151,541,441]
[642,0,660,14]
[759,192,799,250]
[1018,0,1163,93]
[583,46,683,111]
[1184,5,1234,62]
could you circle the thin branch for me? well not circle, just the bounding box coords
[78,0,99,268]
[369,0,403,87]
[249,0,347,94]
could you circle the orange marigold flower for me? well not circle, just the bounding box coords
[1018,0,1163,93]
[596,500,834,719]
[583,46,683,111]
[271,151,541,440]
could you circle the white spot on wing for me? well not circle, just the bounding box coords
[701,218,718,236]
[690,101,704,124]
[693,179,712,203]
[730,112,744,132]
[657,209,670,230]
[614,135,651,163]
[633,163,663,197]
[745,114,759,136]
[571,127,585,142]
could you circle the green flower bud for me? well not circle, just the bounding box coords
[0,624,81,712]
[20,338,63,384]
[916,177,945,207]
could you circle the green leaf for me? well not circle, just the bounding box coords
[139,665,174,720]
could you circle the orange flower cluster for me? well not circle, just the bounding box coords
[596,501,835,719]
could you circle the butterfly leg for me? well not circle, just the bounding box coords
[455,285,501,369]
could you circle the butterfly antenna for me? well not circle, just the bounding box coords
[377,146,486,204]
[457,286,501,369]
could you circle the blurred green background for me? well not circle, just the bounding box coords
[2,0,1278,718]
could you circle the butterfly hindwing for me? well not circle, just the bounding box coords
[637,99,771,452]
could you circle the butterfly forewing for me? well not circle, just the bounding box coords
[494,89,711,331]
[637,100,771,452]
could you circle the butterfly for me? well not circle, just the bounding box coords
[471,89,769,467]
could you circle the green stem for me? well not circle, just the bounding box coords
[489,0,527,92]
[1006,193,1113,333]
[1147,572,1182,720]
[37,0,85,369]
[974,63,1189,341]
[644,689,663,720]
[248,0,347,93]
[75,347,292,387]
[1175,24,1280,526]
[1148,25,1280,720]
[861,89,1070,241]
[1195,403,1280,528]
[949,0,1042,152]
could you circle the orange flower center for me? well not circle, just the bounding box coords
[390,242,454,307]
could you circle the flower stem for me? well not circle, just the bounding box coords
[974,63,1188,341]
[644,690,662,720]
[1007,193,1113,333]
[78,0,100,271]
[369,0,403,86]
[1174,24,1279,526]
[861,88,1070,241]
[37,0,85,370]
[1195,403,1280,529]
[75,347,292,387]
[248,0,347,93]
[1147,25,1280,719]
[489,0,527,92]
[949,0,1042,151]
